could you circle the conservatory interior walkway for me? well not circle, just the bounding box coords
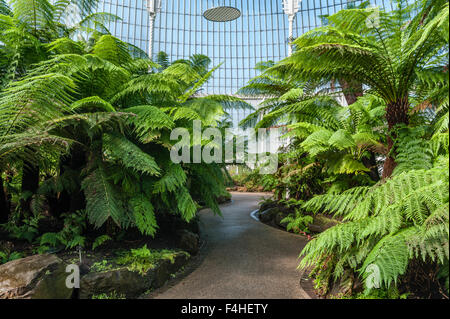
[152,192,310,299]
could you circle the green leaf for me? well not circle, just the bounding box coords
[130,194,158,237]
[82,166,126,228]
[103,133,160,176]
[92,235,112,250]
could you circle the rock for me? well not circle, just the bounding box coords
[308,224,323,233]
[0,254,73,299]
[274,212,289,228]
[80,267,154,299]
[153,252,189,288]
[309,214,339,233]
[258,208,278,223]
[259,201,278,212]
[79,263,90,276]
[177,229,199,255]
[79,252,190,298]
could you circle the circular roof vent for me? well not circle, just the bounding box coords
[203,6,241,22]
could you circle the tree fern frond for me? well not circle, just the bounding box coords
[152,163,187,194]
[175,186,197,222]
[361,227,417,288]
[129,194,158,236]
[71,96,115,112]
[125,105,175,142]
[103,133,160,176]
[81,165,127,228]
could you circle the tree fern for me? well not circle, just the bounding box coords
[300,157,449,292]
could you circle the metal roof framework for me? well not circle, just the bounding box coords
[97,0,395,126]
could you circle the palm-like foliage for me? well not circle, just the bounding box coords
[0,0,249,235]
[270,0,449,178]
[0,0,113,81]
[0,0,119,218]
[0,35,238,233]
[239,0,449,298]
[241,74,385,184]
[300,126,448,295]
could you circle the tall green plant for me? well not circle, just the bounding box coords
[270,0,449,178]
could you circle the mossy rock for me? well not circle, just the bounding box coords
[80,266,154,299]
[177,230,199,255]
[153,252,190,288]
[259,201,278,212]
[309,214,339,233]
[0,254,73,299]
[274,212,290,228]
[258,207,279,223]
[79,252,190,299]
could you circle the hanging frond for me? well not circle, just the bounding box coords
[103,133,160,176]
[81,165,129,228]
[129,193,158,236]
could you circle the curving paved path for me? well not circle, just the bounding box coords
[155,192,310,299]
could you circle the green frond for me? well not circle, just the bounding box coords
[170,106,201,122]
[176,186,197,222]
[393,127,434,175]
[125,105,175,143]
[103,133,160,176]
[326,154,370,175]
[328,129,357,150]
[178,62,222,103]
[81,165,129,228]
[205,94,254,111]
[152,163,187,194]
[71,96,116,112]
[91,35,132,66]
[183,97,224,126]
[46,37,84,55]
[361,227,417,288]
[10,0,54,31]
[129,194,158,236]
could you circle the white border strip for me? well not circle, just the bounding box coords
[250,209,260,221]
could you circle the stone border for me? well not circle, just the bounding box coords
[79,251,191,299]
[299,268,319,299]
[143,237,209,298]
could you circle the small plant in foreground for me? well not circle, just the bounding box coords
[92,291,126,299]
[115,245,188,275]
[0,250,23,265]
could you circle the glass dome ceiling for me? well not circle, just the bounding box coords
[97,0,394,96]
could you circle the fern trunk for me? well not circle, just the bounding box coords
[0,175,9,223]
[362,152,380,182]
[20,161,39,213]
[338,79,363,105]
[56,145,87,215]
[383,98,410,179]
[21,163,39,193]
